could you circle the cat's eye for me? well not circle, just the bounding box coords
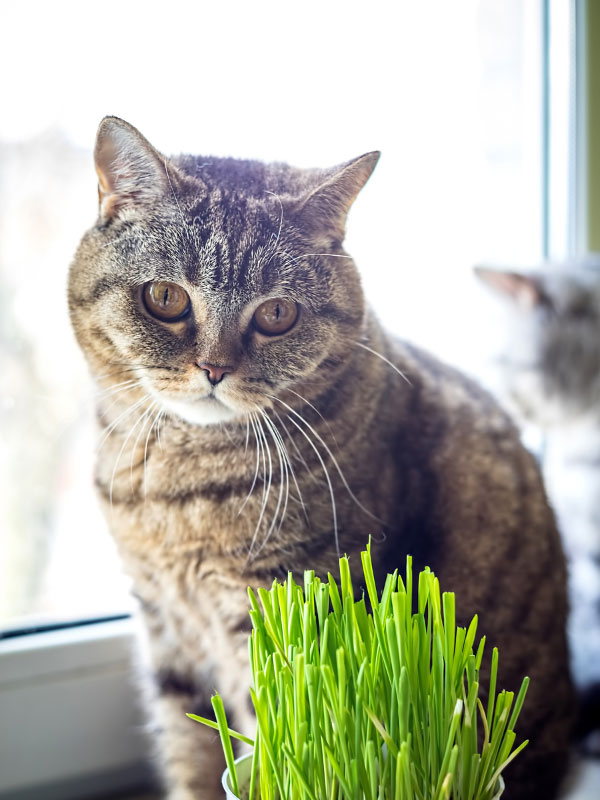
[142,281,191,322]
[253,298,299,336]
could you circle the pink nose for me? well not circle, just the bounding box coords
[197,362,234,386]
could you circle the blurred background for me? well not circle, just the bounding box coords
[0,0,599,795]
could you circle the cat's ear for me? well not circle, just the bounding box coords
[296,152,381,241]
[94,116,170,220]
[474,266,553,310]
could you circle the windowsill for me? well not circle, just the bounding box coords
[0,618,156,799]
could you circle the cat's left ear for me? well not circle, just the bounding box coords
[94,116,170,220]
[474,266,553,310]
[296,152,381,241]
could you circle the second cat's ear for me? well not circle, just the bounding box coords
[94,116,170,220]
[296,151,381,241]
[474,266,552,310]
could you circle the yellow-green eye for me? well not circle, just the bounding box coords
[253,298,299,336]
[142,281,190,321]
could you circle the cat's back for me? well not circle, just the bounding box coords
[379,334,565,614]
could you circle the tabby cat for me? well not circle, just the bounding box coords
[68,117,573,800]
[476,264,600,744]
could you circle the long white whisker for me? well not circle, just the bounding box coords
[143,404,164,496]
[266,411,309,525]
[238,413,261,516]
[285,413,340,558]
[163,159,187,231]
[273,410,313,477]
[221,423,236,446]
[95,378,141,398]
[290,253,354,264]
[156,409,166,450]
[109,396,153,509]
[95,381,146,424]
[286,388,338,447]
[96,395,149,454]
[129,401,159,489]
[269,394,383,525]
[265,190,284,256]
[353,341,412,386]
[246,413,273,562]
[253,409,286,555]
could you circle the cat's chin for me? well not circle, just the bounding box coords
[161,396,241,426]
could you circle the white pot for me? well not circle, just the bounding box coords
[222,753,254,800]
[491,776,506,799]
[222,755,505,800]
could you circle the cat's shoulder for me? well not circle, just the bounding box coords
[390,337,511,426]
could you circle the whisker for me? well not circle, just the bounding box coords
[269,394,383,526]
[286,387,339,448]
[95,377,140,395]
[109,395,154,509]
[290,252,355,264]
[143,403,164,496]
[129,401,159,490]
[353,341,412,387]
[94,380,143,413]
[254,408,286,556]
[266,411,309,525]
[96,395,149,454]
[272,410,312,475]
[264,190,284,263]
[238,413,261,516]
[163,159,188,232]
[285,413,340,558]
[156,408,166,450]
[258,410,302,539]
[221,422,236,446]
[246,412,273,563]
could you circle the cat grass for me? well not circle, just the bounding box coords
[188,542,529,799]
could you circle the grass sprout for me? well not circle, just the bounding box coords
[188,541,528,799]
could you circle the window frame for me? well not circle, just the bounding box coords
[0,618,155,799]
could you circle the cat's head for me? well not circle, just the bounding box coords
[69,117,379,425]
[475,264,600,425]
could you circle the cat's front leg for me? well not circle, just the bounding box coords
[136,603,227,800]
[150,665,226,800]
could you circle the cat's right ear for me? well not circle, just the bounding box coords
[295,151,381,243]
[94,117,169,220]
[474,266,552,310]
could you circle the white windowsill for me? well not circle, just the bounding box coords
[0,618,155,799]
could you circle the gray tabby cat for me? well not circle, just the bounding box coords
[476,263,600,744]
[68,117,573,799]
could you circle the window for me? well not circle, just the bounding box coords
[1,1,594,797]
[0,1,549,633]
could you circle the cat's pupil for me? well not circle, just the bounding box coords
[142,281,191,321]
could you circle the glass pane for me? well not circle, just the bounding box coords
[0,0,544,629]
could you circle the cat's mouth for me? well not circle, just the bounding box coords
[158,391,241,426]
[142,369,272,427]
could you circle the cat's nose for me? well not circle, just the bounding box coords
[196,362,234,386]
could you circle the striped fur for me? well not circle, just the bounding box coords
[69,118,573,799]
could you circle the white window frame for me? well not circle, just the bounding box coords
[0,618,154,799]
